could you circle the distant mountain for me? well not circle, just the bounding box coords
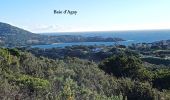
[0,22,125,47]
[0,22,47,47]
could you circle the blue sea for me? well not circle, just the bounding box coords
[33,30,170,48]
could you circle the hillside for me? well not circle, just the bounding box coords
[0,22,48,47]
[0,22,125,47]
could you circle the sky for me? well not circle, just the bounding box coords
[0,0,170,33]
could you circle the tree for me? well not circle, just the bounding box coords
[99,54,152,81]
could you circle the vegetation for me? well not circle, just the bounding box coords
[0,47,169,100]
[99,53,170,99]
[99,54,152,81]
[0,48,124,99]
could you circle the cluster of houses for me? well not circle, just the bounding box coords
[131,40,170,50]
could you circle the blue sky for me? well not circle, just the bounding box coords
[1,0,170,32]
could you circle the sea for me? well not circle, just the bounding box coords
[32,30,170,49]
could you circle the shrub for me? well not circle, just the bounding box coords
[99,54,152,81]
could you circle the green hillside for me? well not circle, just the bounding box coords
[0,22,47,47]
